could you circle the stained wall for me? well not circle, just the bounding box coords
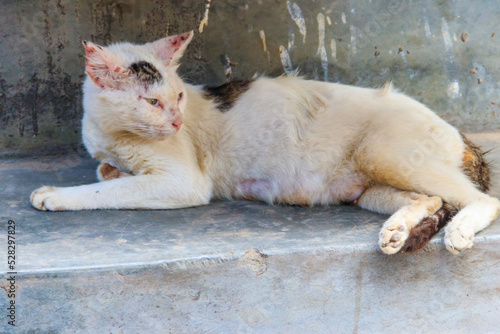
[1,0,499,154]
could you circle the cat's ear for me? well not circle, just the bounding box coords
[82,41,130,89]
[149,31,194,67]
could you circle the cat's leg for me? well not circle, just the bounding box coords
[356,185,443,254]
[444,197,500,254]
[97,163,132,181]
[405,165,500,254]
[31,173,212,211]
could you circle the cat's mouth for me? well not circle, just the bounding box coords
[133,123,179,139]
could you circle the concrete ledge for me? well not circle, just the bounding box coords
[5,242,500,333]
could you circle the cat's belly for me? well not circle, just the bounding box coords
[234,171,369,205]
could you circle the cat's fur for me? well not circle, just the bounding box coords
[31,31,500,255]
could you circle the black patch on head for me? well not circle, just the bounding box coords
[129,61,162,84]
[203,80,254,112]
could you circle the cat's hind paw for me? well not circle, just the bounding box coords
[97,163,131,181]
[379,221,409,255]
[444,224,474,254]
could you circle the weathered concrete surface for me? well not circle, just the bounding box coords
[1,0,500,154]
[6,245,500,333]
[0,134,499,332]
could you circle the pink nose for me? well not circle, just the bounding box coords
[172,117,183,130]
[168,107,182,131]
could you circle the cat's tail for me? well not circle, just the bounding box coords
[459,133,492,193]
[402,134,492,253]
[402,203,457,253]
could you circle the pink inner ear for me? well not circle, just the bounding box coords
[151,31,193,66]
[153,39,176,63]
[83,41,129,89]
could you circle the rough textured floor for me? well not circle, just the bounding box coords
[0,133,499,333]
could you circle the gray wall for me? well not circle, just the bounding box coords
[1,0,499,154]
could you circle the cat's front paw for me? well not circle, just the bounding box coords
[30,186,65,211]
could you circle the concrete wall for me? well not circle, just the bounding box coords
[1,0,499,154]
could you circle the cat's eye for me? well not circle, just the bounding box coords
[145,98,159,106]
[177,92,183,101]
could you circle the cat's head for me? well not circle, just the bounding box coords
[82,31,193,139]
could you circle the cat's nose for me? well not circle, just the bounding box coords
[169,107,182,130]
[172,117,183,131]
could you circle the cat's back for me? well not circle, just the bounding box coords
[212,76,374,156]
[206,77,357,190]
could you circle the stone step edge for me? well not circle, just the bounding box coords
[5,234,500,278]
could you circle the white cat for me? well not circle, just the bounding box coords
[31,31,500,255]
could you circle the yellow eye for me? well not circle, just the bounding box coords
[145,98,159,106]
